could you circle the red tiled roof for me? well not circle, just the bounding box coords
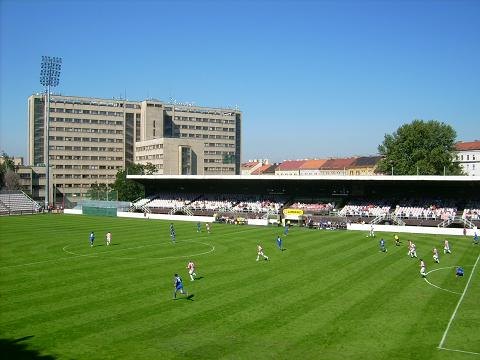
[455,141,480,151]
[241,161,260,169]
[277,160,307,171]
[320,157,357,169]
[251,164,276,175]
[350,156,383,168]
[299,159,327,169]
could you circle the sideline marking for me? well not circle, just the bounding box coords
[424,265,474,295]
[438,347,480,356]
[62,239,215,260]
[438,253,480,350]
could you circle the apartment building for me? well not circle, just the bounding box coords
[28,94,241,202]
[455,141,480,176]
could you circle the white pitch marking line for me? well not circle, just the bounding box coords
[438,347,480,356]
[424,265,474,295]
[62,240,215,260]
[438,253,480,350]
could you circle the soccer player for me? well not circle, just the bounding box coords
[173,274,188,299]
[284,223,289,236]
[432,247,439,263]
[186,260,197,281]
[379,238,387,252]
[443,239,451,254]
[407,240,413,257]
[456,267,464,277]
[419,259,427,278]
[89,231,95,247]
[368,224,375,238]
[205,223,211,234]
[170,223,176,243]
[276,236,283,251]
[106,231,112,246]
[197,222,201,233]
[394,234,401,246]
[410,242,417,258]
[256,244,269,261]
[473,231,479,245]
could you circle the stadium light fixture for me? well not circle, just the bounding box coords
[40,56,62,210]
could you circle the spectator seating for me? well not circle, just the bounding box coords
[393,205,457,220]
[339,203,391,217]
[0,191,41,214]
[290,202,334,214]
[463,209,480,221]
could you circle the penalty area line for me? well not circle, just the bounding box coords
[438,253,480,350]
[438,347,480,356]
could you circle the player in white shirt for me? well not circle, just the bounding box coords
[368,224,375,238]
[432,248,439,263]
[256,245,269,261]
[409,242,417,258]
[186,261,197,281]
[105,231,112,246]
[419,259,427,278]
[444,239,451,254]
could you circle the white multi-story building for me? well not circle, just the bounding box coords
[455,141,480,176]
[27,94,241,203]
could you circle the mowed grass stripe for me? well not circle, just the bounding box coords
[1,215,479,360]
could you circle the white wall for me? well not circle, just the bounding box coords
[347,223,476,236]
[117,212,214,222]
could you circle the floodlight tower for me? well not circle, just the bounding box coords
[40,56,62,210]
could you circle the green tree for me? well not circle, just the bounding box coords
[143,162,157,175]
[0,152,16,189]
[377,120,463,175]
[110,164,146,202]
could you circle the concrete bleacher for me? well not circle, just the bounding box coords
[138,193,285,215]
[339,203,391,217]
[0,190,41,214]
[0,200,9,215]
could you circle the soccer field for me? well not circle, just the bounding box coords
[0,215,479,360]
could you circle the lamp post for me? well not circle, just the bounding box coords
[40,56,62,210]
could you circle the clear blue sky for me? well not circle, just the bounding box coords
[1,0,479,163]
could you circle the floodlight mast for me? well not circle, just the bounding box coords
[40,56,62,210]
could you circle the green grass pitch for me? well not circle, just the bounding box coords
[1,214,479,360]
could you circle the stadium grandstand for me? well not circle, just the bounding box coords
[127,174,480,229]
[0,190,41,215]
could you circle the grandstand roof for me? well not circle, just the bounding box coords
[300,159,327,169]
[128,174,480,201]
[455,141,480,151]
[277,160,308,171]
[320,157,356,169]
[128,174,479,182]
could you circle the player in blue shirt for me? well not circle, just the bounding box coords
[276,236,283,251]
[197,222,201,233]
[456,267,464,277]
[379,238,387,252]
[284,223,289,236]
[173,273,188,299]
[170,223,176,243]
[473,231,478,245]
[89,231,95,247]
